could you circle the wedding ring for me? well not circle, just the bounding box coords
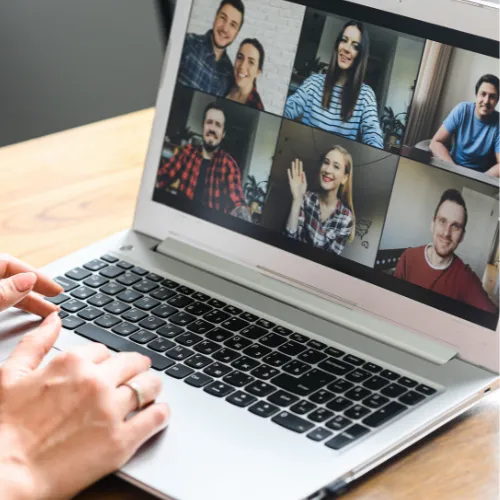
[123,381,145,410]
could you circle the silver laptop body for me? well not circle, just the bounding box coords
[1,1,498,499]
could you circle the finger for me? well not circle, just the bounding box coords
[15,291,60,317]
[293,159,298,178]
[2,312,61,379]
[287,168,292,186]
[66,342,111,364]
[0,272,37,313]
[299,160,303,178]
[115,371,163,416]
[99,352,152,387]
[0,254,63,297]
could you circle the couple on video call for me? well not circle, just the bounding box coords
[179,0,265,110]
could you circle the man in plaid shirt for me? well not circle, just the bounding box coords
[178,0,245,97]
[156,102,250,220]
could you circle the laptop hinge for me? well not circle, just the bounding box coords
[156,234,457,365]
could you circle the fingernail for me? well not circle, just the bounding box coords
[13,272,37,292]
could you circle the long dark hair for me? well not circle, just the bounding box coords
[322,20,370,122]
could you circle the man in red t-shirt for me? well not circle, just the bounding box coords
[395,189,497,313]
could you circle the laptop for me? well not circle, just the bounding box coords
[1,0,499,498]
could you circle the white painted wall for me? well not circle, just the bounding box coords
[187,0,305,115]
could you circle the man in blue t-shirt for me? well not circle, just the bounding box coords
[430,74,499,177]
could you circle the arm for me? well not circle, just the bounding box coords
[393,251,407,279]
[484,151,500,177]
[285,159,307,239]
[360,88,384,149]
[226,158,247,212]
[283,76,315,120]
[430,125,456,165]
[156,148,187,189]
[462,267,498,313]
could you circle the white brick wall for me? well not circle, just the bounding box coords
[187,0,305,115]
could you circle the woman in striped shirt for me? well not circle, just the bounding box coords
[284,20,383,149]
[285,145,355,255]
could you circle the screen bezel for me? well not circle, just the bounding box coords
[134,0,500,372]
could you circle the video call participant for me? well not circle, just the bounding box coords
[178,0,245,97]
[430,74,500,177]
[156,102,251,220]
[284,20,383,149]
[226,38,265,110]
[394,189,497,313]
[285,146,355,255]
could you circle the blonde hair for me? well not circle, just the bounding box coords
[323,146,356,243]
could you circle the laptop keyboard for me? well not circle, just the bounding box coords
[48,254,439,450]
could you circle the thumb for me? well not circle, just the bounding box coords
[0,272,37,312]
[2,312,61,381]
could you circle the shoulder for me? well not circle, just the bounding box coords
[401,245,425,260]
[302,73,326,90]
[185,32,205,45]
[337,200,353,219]
[450,102,469,117]
[451,255,477,276]
[359,83,377,102]
[219,150,239,168]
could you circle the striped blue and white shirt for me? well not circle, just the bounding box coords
[284,74,384,149]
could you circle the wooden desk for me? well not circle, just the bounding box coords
[0,109,498,500]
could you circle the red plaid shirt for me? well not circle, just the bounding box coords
[246,86,264,111]
[156,144,246,214]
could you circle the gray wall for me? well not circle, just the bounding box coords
[0,1,167,147]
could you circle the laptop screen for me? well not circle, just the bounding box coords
[153,0,500,331]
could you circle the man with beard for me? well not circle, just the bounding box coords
[178,0,245,97]
[394,189,497,313]
[156,102,250,220]
[430,74,499,176]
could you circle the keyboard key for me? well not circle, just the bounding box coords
[185,354,212,369]
[249,401,279,418]
[187,319,214,334]
[117,260,134,270]
[204,382,234,397]
[59,312,68,319]
[177,285,194,295]
[133,280,158,294]
[88,293,113,307]
[157,324,183,338]
[95,314,121,329]
[116,272,141,286]
[62,316,85,330]
[307,428,333,442]
[243,344,271,359]
[325,415,352,431]
[78,307,104,321]
[256,318,275,329]
[207,298,226,308]
[206,327,233,342]
[223,371,254,388]
[308,408,334,423]
[167,295,194,308]
[240,325,267,340]
[66,267,92,281]
[150,287,176,301]
[176,332,203,347]
[99,283,125,296]
[268,390,299,407]
[273,325,292,336]
[161,278,179,289]
[212,348,240,363]
[204,310,230,324]
[325,424,370,449]
[165,364,194,379]
[194,340,220,355]
[112,322,139,337]
[151,304,177,319]
[271,369,334,396]
[250,364,279,380]
[169,311,196,326]
[345,405,371,420]
[307,339,327,350]
[259,333,287,348]
[246,381,276,397]
[221,317,249,332]
[224,305,242,315]
[346,369,371,383]
[343,354,365,366]
[84,275,109,289]
[290,332,309,343]
[121,308,148,322]
[363,375,390,391]
[326,379,353,394]
[225,335,251,350]
[75,324,173,370]
[278,341,307,356]
[363,394,390,409]
[231,356,259,372]
[204,362,232,377]
[147,338,175,352]
[240,312,258,323]
[61,299,87,313]
[116,290,143,303]
[100,266,124,279]
[185,302,212,316]
[146,273,164,283]
[282,360,311,376]
[290,400,317,416]
[130,330,157,345]
[364,362,382,373]
[70,286,97,300]
[83,260,109,272]
[100,254,118,263]
[131,266,148,276]
[138,316,166,331]
[324,346,344,358]
[54,276,78,292]
[226,391,257,408]
[363,401,407,427]
[298,349,327,364]
[192,291,210,302]
[416,384,437,396]
[380,369,400,381]
[345,387,371,402]
[134,297,160,311]
[399,391,425,406]
[104,301,131,315]
[272,412,314,433]
[326,396,352,412]
[46,293,70,305]
[381,383,407,398]
[309,389,335,405]
[185,373,213,388]
[399,377,418,388]
[318,358,354,376]
[166,346,194,361]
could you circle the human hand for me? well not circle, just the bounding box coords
[287,159,307,201]
[0,313,170,500]
[0,254,63,317]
